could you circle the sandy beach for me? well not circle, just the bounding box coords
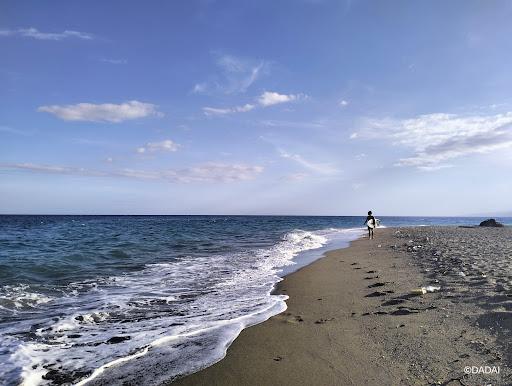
[172,226,511,386]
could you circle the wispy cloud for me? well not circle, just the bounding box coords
[339,99,349,107]
[193,54,268,95]
[353,112,512,170]
[0,125,31,136]
[1,162,263,183]
[278,149,340,175]
[0,27,93,41]
[136,139,180,154]
[202,91,305,117]
[37,100,162,123]
[258,91,305,107]
[202,104,255,116]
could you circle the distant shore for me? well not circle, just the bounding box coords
[172,226,511,386]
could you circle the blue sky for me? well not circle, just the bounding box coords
[1,0,512,215]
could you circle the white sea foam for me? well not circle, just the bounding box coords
[3,228,362,386]
[0,284,53,312]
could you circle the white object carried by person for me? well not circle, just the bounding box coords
[367,218,380,229]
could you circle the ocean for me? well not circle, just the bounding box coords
[0,215,510,386]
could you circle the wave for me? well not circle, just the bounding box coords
[0,284,53,312]
[2,228,361,386]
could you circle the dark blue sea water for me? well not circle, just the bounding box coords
[0,215,510,386]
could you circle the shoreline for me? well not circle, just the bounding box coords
[172,226,511,386]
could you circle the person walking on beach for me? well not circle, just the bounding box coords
[364,211,376,239]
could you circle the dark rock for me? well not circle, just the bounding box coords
[106,336,131,344]
[479,218,504,227]
[43,369,90,384]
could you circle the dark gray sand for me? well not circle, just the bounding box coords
[172,227,511,386]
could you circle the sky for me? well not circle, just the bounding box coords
[1,0,512,216]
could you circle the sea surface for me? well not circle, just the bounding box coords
[0,215,510,386]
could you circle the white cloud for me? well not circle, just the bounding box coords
[258,91,305,107]
[137,139,180,154]
[172,163,263,183]
[201,91,306,118]
[202,104,255,116]
[1,162,263,183]
[278,149,340,175]
[349,132,358,139]
[192,83,208,93]
[0,27,93,40]
[339,99,349,107]
[202,107,232,116]
[193,54,268,95]
[37,100,162,123]
[355,112,512,170]
[2,163,107,177]
[259,120,325,129]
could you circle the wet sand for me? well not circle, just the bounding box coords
[172,227,511,386]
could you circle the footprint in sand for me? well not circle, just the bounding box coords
[368,282,386,288]
[381,299,405,306]
[364,276,380,280]
[350,263,359,266]
[314,318,335,324]
[391,308,420,315]
[365,291,387,297]
[277,313,304,323]
[273,356,283,361]
[367,270,377,274]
